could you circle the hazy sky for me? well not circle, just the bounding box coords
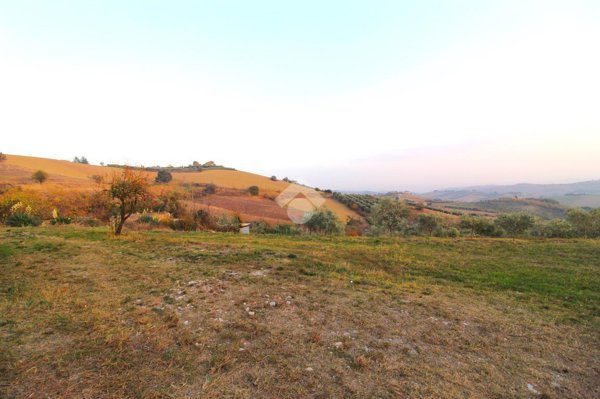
[1,1,599,191]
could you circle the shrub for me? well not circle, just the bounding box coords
[155,169,173,183]
[137,211,159,226]
[270,176,277,181]
[6,213,41,227]
[417,214,440,236]
[304,208,343,235]
[204,183,217,195]
[0,153,6,162]
[31,170,49,184]
[248,185,259,196]
[269,223,300,235]
[50,208,72,225]
[215,214,240,232]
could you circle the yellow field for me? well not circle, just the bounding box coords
[0,154,360,223]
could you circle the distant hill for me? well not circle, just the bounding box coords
[422,180,600,207]
[434,198,568,220]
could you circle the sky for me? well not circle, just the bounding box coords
[1,0,599,192]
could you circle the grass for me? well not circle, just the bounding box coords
[1,227,599,398]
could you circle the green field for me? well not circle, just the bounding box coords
[1,227,599,398]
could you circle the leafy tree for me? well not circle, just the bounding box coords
[248,185,259,196]
[460,215,497,237]
[270,176,277,181]
[566,208,596,238]
[31,170,48,184]
[73,156,89,164]
[541,219,574,238]
[370,198,409,234]
[155,169,173,183]
[418,214,440,236]
[494,213,535,237]
[304,208,343,235]
[0,152,6,162]
[108,168,151,235]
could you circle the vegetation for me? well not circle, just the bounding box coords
[108,168,152,235]
[0,152,6,161]
[1,228,598,398]
[417,214,440,236]
[304,208,343,235]
[31,170,48,184]
[248,185,259,196]
[494,213,535,238]
[155,169,173,184]
[370,197,409,234]
[204,183,217,195]
[73,156,89,164]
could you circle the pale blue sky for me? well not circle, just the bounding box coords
[1,1,599,190]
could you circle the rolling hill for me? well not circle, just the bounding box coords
[422,180,600,207]
[0,154,359,224]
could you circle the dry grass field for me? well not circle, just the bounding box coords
[1,227,599,398]
[0,154,360,224]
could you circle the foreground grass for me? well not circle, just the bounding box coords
[1,227,599,398]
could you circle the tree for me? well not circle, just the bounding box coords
[460,215,497,237]
[270,176,277,181]
[248,185,259,196]
[0,153,6,162]
[541,219,574,238]
[155,169,173,183]
[304,208,343,235]
[31,170,48,184]
[494,213,535,237]
[73,156,89,164]
[108,168,151,235]
[418,214,440,236]
[566,208,595,238]
[370,198,409,234]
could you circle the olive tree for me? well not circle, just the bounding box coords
[370,198,409,235]
[108,168,151,235]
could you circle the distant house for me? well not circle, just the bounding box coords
[239,223,251,235]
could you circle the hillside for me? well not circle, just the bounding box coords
[0,154,359,224]
[422,180,600,207]
[434,197,568,220]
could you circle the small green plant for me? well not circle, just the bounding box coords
[50,208,72,225]
[7,213,41,227]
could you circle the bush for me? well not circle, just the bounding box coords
[269,223,300,235]
[31,170,48,184]
[137,211,159,226]
[0,153,6,162]
[155,170,173,183]
[270,176,277,181]
[248,185,259,196]
[417,214,440,236]
[90,175,103,184]
[74,217,102,227]
[494,213,535,237]
[304,208,343,235]
[204,183,217,195]
[215,214,240,232]
[6,213,41,227]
